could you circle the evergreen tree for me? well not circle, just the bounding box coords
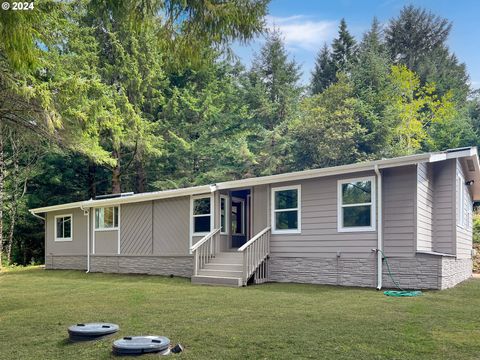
[332,18,357,73]
[310,43,335,94]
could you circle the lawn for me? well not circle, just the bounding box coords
[0,268,479,359]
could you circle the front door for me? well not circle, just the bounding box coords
[230,189,251,248]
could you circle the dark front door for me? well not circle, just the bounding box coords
[230,189,250,248]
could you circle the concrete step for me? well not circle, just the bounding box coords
[191,275,242,287]
[203,263,243,271]
[198,269,243,278]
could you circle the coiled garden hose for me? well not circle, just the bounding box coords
[378,249,422,297]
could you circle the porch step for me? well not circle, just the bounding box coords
[191,275,242,287]
[198,269,243,278]
[203,263,243,271]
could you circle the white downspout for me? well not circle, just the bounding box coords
[374,165,383,290]
[29,211,45,221]
[81,206,90,273]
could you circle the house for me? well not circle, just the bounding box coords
[29,147,479,289]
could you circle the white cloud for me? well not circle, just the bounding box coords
[266,15,337,51]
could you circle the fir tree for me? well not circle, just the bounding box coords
[310,43,335,94]
[332,18,357,73]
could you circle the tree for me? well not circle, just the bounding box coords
[332,18,357,73]
[243,30,302,175]
[310,43,335,94]
[290,74,365,169]
[385,5,469,101]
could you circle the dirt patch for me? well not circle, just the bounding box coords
[474,243,480,274]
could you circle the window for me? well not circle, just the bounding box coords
[220,195,229,235]
[192,195,212,235]
[338,177,375,232]
[55,215,72,241]
[271,185,301,234]
[95,207,119,230]
[231,198,244,235]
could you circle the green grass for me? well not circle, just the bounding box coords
[1,268,480,359]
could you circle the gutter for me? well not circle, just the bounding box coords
[374,165,383,290]
[29,210,45,221]
[80,205,90,273]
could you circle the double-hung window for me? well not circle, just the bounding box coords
[338,177,376,232]
[271,185,301,234]
[55,214,72,241]
[95,206,119,230]
[192,195,213,235]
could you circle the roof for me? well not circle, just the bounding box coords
[30,147,480,214]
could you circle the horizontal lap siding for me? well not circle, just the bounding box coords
[46,208,87,256]
[383,166,416,257]
[416,163,433,252]
[270,172,377,259]
[433,160,455,254]
[456,160,473,259]
[121,202,153,255]
[153,196,190,256]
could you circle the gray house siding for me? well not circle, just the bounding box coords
[252,185,268,234]
[382,166,416,257]
[121,202,153,255]
[45,208,88,270]
[416,163,434,252]
[433,159,456,254]
[456,160,474,259]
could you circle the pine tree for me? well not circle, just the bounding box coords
[332,18,357,73]
[310,43,335,94]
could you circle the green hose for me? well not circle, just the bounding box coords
[378,249,422,297]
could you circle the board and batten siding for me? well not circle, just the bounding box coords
[382,166,417,257]
[46,208,87,256]
[416,163,434,252]
[433,159,456,255]
[456,159,473,259]
[121,202,153,255]
[269,171,378,259]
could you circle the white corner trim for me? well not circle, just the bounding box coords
[54,214,73,242]
[337,176,376,233]
[271,184,301,235]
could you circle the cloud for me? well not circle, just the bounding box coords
[266,15,337,51]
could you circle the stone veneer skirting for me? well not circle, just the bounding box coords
[269,254,472,290]
[45,255,193,278]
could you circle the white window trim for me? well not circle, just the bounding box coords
[190,194,214,237]
[94,206,119,231]
[337,176,376,232]
[271,185,301,235]
[54,214,73,242]
[231,197,245,236]
[220,195,229,235]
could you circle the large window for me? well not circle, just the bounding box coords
[220,195,229,235]
[55,214,72,241]
[271,185,301,234]
[192,196,212,235]
[95,207,119,230]
[338,177,375,232]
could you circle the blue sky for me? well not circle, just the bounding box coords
[234,0,480,89]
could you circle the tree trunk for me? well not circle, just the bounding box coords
[88,162,97,199]
[112,149,121,194]
[0,123,4,270]
[6,146,19,264]
[135,158,146,193]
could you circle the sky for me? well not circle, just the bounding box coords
[233,0,480,89]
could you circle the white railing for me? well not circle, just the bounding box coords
[191,228,221,276]
[238,227,271,285]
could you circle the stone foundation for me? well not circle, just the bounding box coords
[44,254,193,278]
[45,255,87,270]
[440,257,472,289]
[90,255,193,278]
[268,254,472,290]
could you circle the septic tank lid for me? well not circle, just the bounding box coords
[112,336,170,355]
